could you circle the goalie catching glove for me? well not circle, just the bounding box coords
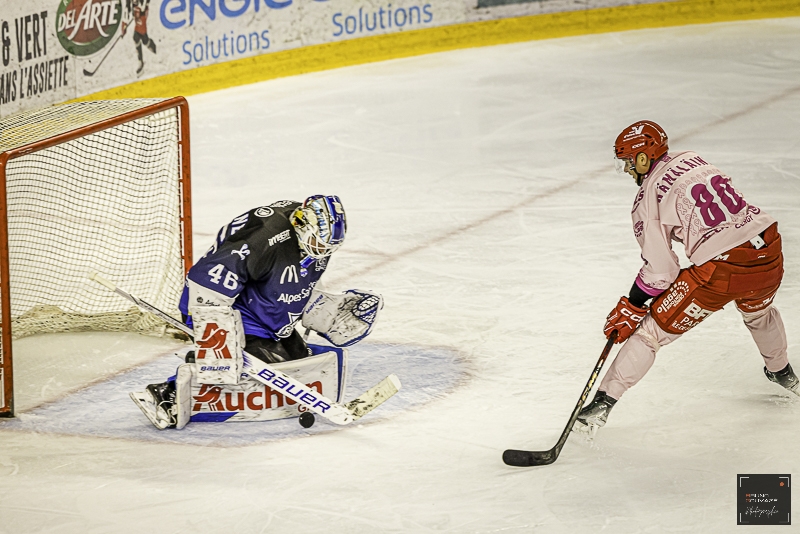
[302,289,383,347]
[603,296,648,344]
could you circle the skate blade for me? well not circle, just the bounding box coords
[572,419,599,438]
[130,391,171,430]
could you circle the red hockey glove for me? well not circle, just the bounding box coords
[603,296,648,344]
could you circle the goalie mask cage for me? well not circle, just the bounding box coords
[0,97,192,417]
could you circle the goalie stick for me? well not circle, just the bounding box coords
[89,272,401,426]
[502,331,618,467]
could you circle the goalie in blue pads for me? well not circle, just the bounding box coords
[130,195,383,429]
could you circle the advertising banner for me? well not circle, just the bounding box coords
[1,1,72,117]
[0,0,724,118]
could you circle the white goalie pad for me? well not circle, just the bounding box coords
[189,345,347,423]
[175,363,195,430]
[302,289,383,347]
[192,305,245,385]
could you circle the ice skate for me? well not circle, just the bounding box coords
[573,391,617,433]
[764,363,800,396]
[136,59,144,75]
[130,381,177,429]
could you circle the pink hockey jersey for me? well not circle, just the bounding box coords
[631,150,776,297]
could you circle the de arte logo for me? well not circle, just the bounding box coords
[57,0,158,76]
[56,0,123,56]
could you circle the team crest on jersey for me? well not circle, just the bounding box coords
[276,324,295,338]
[255,207,274,218]
[634,221,644,238]
[276,312,302,338]
[269,200,294,208]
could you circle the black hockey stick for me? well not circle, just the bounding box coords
[502,331,618,467]
[83,18,130,77]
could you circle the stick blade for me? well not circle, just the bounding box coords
[345,373,401,422]
[502,448,558,467]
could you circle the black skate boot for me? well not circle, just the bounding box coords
[764,363,800,396]
[574,391,617,432]
[145,381,177,428]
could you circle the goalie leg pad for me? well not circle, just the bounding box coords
[175,364,195,429]
[192,305,245,385]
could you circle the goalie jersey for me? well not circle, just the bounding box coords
[178,201,328,340]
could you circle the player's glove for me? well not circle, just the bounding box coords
[603,296,648,344]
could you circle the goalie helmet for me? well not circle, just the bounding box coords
[292,195,347,259]
[613,121,668,182]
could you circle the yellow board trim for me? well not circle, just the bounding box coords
[76,0,800,101]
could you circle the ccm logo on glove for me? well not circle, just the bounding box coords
[603,296,648,343]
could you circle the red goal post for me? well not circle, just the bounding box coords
[0,97,193,417]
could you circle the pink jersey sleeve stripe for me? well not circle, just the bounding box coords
[635,276,666,298]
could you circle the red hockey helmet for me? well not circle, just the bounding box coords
[614,120,668,163]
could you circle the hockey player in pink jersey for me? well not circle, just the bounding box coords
[576,120,795,431]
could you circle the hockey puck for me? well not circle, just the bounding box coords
[298,412,315,428]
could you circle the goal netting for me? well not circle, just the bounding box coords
[0,97,192,416]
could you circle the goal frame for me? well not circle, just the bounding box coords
[0,96,193,417]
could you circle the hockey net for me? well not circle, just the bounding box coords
[0,97,192,416]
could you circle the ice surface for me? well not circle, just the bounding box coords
[3,343,464,447]
[2,17,800,533]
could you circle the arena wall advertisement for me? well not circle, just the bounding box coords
[0,0,798,118]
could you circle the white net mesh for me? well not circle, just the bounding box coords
[0,99,188,340]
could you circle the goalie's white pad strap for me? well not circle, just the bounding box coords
[192,305,245,385]
[302,289,383,347]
